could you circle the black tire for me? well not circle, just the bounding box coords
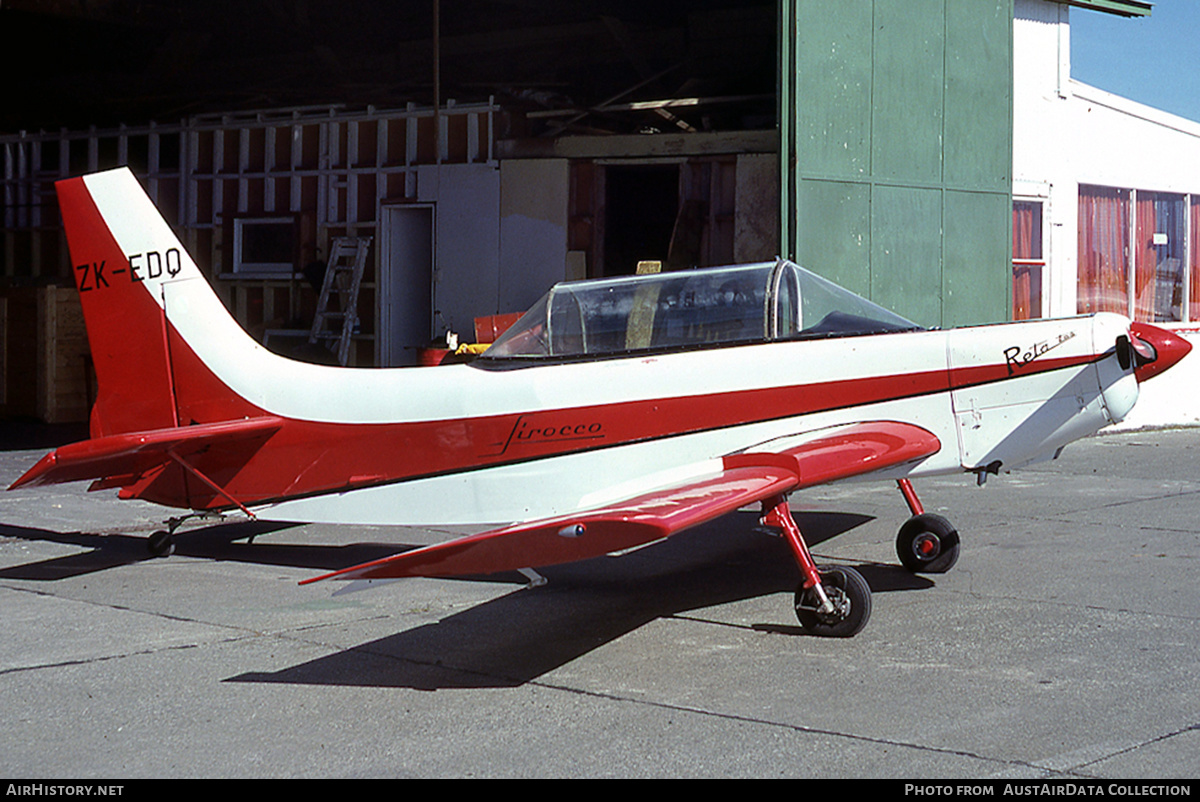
[147,530,175,557]
[896,513,959,573]
[794,565,871,638]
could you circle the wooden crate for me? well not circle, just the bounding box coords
[36,286,92,424]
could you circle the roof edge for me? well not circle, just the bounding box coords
[1051,0,1152,17]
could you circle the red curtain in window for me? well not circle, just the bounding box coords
[1077,186,1129,315]
[1012,202,1042,320]
[1134,194,1158,321]
[1192,201,1200,322]
[1013,203,1035,257]
[1134,192,1185,322]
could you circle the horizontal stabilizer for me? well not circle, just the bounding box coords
[302,420,940,584]
[9,417,283,490]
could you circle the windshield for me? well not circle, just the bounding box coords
[787,263,921,338]
[482,259,921,361]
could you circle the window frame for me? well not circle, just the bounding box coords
[1013,197,1047,320]
[230,215,299,278]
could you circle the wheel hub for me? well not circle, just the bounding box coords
[797,584,850,624]
[821,586,850,623]
[912,533,940,559]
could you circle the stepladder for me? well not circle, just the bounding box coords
[309,236,372,366]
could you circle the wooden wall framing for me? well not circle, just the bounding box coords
[1,100,498,366]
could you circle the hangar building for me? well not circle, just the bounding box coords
[1,0,1194,427]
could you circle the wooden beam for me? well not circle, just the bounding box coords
[498,129,777,160]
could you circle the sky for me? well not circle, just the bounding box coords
[1069,0,1200,123]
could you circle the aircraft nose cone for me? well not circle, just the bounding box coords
[1130,322,1193,383]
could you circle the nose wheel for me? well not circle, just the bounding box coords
[894,480,960,574]
[896,512,960,573]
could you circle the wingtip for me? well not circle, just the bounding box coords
[298,571,337,586]
[7,451,59,491]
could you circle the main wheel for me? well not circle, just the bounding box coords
[147,530,175,557]
[794,566,871,637]
[896,513,959,573]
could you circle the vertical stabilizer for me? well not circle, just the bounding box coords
[57,168,253,437]
[57,170,184,436]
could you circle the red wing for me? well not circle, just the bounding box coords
[9,417,283,490]
[302,420,940,584]
[769,419,941,488]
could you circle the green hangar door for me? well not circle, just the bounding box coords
[779,0,1013,329]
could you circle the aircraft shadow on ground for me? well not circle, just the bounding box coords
[0,519,312,580]
[0,508,933,688]
[224,511,935,691]
[0,518,502,581]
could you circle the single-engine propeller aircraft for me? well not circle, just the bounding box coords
[11,168,1192,637]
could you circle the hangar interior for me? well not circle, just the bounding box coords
[1,0,780,411]
[0,0,1156,424]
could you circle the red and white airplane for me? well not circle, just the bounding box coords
[11,167,1192,637]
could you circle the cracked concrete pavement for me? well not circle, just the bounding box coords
[1,426,1198,778]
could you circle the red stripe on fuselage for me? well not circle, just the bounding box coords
[139,317,1105,510]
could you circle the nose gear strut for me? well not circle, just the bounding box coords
[894,479,960,573]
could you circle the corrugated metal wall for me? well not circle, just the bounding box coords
[780,0,1014,328]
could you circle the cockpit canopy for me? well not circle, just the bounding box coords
[480,259,921,362]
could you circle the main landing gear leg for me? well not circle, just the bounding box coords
[761,494,871,637]
[894,479,960,574]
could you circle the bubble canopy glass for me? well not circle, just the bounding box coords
[479,259,922,362]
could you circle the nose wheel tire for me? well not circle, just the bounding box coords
[794,565,871,638]
[896,513,959,573]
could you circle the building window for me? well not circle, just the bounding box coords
[1013,200,1045,320]
[232,216,297,276]
[1191,201,1200,322]
[1134,191,1185,323]
[1078,185,1131,317]
[1078,185,1200,323]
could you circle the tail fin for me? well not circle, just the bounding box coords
[10,169,277,504]
[57,168,258,436]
